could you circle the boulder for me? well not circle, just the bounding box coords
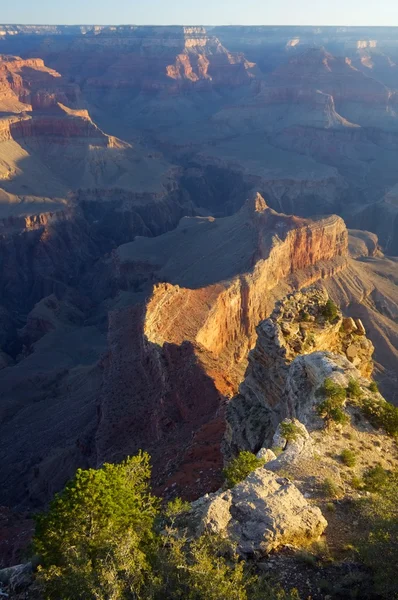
[355,319,366,335]
[189,468,327,555]
[256,448,277,462]
[342,317,357,333]
[0,563,32,592]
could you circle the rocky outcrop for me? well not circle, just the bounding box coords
[225,287,374,458]
[94,197,348,500]
[186,467,327,555]
[0,54,79,113]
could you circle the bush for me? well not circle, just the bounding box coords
[355,470,398,598]
[341,449,356,467]
[322,478,340,498]
[223,451,265,488]
[360,397,398,437]
[34,452,159,600]
[347,378,362,399]
[165,497,191,518]
[316,379,348,426]
[368,381,379,393]
[351,476,364,490]
[34,452,301,600]
[326,502,336,513]
[280,422,304,442]
[363,465,390,492]
[322,299,339,322]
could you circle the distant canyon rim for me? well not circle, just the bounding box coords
[0,25,397,523]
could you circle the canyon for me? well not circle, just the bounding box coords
[0,25,397,561]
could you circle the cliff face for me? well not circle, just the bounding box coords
[225,287,374,459]
[94,196,348,499]
[0,54,79,113]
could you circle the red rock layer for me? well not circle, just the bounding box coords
[95,199,348,499]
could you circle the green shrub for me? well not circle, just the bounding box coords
[326,502,336,513]
[34,452,301,600]
[341,449,356,467]
[322,478,340,498]
[363,465,390,492]
[360,397,398,437]
[368,381,379,393]
[223,451,265,488]
[301,311,311,322]
[316,378,348,426]
[165,497,191,519]
[280,421,304,442]
[34,452,159,600]
[351,476,364,490]
[321,299,339,322]
[355,470,398,598]
[347,378,362,399]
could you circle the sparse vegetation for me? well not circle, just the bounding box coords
[280,421,304,442]
[301,311,311,322]
[322,478,340,498]
[223,451,265,489]
[360,396,398,437]
[351,476,364,490]
[165,496,191,518]
[316,378,348,426]
[355,469,398,598]
[340,449,356,467]
[326,502,336,513]
[368,381,379,393]
[363,465,390,492]
[321,298,339,322]
[347,378,362,399]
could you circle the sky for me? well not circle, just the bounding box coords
[2,0,398,27]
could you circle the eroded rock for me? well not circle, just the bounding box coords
[189,468,327,555]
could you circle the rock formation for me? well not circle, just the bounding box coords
[225,287,374,458]
[186,468,327,555]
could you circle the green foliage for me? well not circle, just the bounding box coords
[355,470,398,598]
[151,533,254,600]
[368,381,379,393]
[351,476,364,490]
[340,449,356,467]
[33,452,302,600]
[223,451,265,489]
[321,299,339,322]
[363,465,390,492]
[280,422,304,442]
[360,396,398,437]
[326,502,336,513]
[347,378,362,399]
[34,452,159,600]
[165,497,191,518]
[322,478,340,498]
[316,378,348,426]
[301,311,311,322]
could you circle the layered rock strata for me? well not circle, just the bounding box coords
[94,195,348,499]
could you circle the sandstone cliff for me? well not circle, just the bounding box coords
[94,195,348,500]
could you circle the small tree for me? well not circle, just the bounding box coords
[280,421,304,442]
[316,378,348,426]
[223,451,265,488]
[321,299,339,322]
[34,452,159,600]
[347,378,362,399]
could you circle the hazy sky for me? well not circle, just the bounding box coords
[2,0,398,27]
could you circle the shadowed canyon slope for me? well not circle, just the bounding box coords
[0,26,397,527]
